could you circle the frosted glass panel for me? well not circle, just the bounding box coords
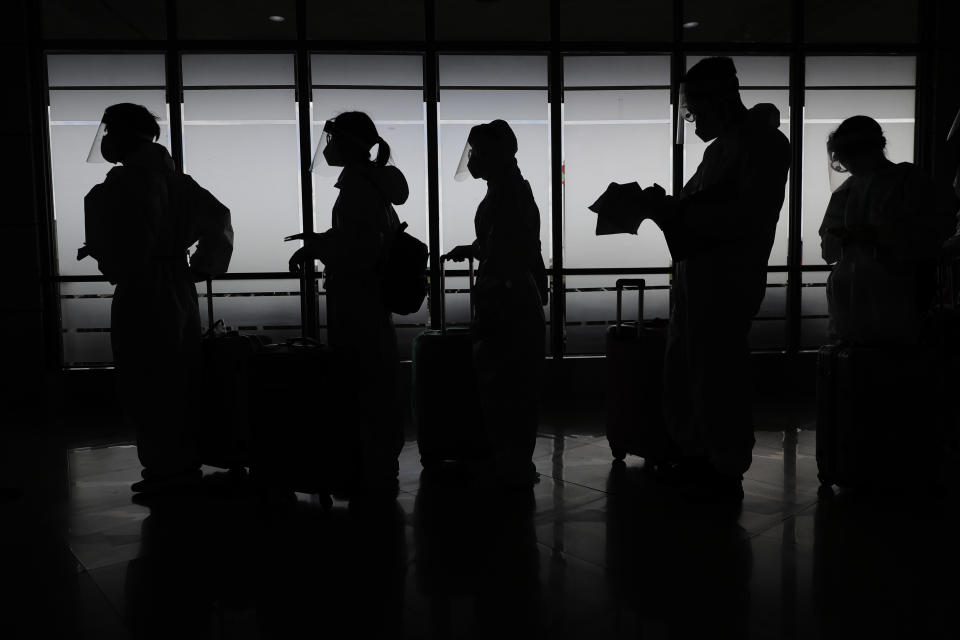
[438,91,548,122]
[311,54,423,86]
[49,89,167,122]
[181,54,295,86]
[806,56,916,87]
[801,56,916,266]
[60,282,114,366]
[312,89,425,122]
[564,122,673,268]
[182,125,301,273]
[439,55,547,87]
[803,90,916,120]
[47,54,165,87]
[686,56,789,86]
[182,56,300,274]
[564,56,671,87]
[183,89,296,121]
[564,90,672,121]
[562,56,672,270]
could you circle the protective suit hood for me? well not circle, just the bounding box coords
[120,142,176,175]
[742,103,781,132]
[336,163,409,206]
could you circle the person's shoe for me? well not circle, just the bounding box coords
[131,470,202,495]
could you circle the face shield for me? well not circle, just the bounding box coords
[85,121,110,163]
[311,118,385,176]
[454,140,473,182]
[827,150,850,192]
[310,120,340,177]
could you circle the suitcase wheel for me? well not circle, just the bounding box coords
[611,447,627,462]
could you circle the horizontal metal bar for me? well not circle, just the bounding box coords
[183,84,295,90]
[311,84,423,90]
[438,85,548,91]
[564,85,671,91]
[48,85,167,90]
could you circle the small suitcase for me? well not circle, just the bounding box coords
[412,258,488,468]
[605,278,672,464]
[196,325,258,471]
[816,343,940,489]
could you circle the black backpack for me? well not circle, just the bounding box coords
[381,221,429,315]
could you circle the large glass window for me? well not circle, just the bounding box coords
[47,54,169,365]
[800,55,916,347]
[311,54,428,356]
[181,53,303,340]
[437,54,552,330]
[561,55,673,354]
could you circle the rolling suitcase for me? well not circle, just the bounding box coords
[248,338,353,495]
[605,278,672,464]
[196,323,259,471]
[412,258,489,468]
[816,343,940,489]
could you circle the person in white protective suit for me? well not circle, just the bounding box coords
[638,57,791,503]
[288,111,407,500]
[819,115,957,345]
[81,103,233,495]
[445,120,548,490]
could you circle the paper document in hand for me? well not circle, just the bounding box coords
[589,181,647,236]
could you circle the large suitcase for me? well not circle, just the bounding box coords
[248,338,352,495]
[816,343,940,489]
[605,278,672,464]
[198,322,351,496]
[412,258,488,468]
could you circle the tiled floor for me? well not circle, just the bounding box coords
[2,415,958,639]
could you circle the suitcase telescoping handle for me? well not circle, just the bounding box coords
[615,278,646,337]
[439,255,475,335]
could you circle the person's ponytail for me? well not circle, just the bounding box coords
[374,136,391,167]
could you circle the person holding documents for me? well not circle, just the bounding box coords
[594,57,790,502]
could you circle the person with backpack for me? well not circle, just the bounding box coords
[82,103,233,495]
[288,111,409,500]
[444,119,548,490]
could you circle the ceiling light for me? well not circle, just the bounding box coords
[683,21,700,29]
[268,15,286,22]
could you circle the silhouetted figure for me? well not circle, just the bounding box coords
[643,57,791,502]
[445,120,548,489]
[819,115,957,344]
[82,103,233,495]
[288,111,407,499]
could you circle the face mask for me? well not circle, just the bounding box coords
[322,135,344,168]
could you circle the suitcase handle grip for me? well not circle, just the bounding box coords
[615,278,646,336]
[438,255,475,335]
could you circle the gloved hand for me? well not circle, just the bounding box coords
[641,183,675,225]
[443,244,474,263]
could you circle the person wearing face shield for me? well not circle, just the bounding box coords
[641,57,791,503]
[445,120,548,490]
[288,111,408,500]
[82,103,233,495]
[819,115,958,344]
